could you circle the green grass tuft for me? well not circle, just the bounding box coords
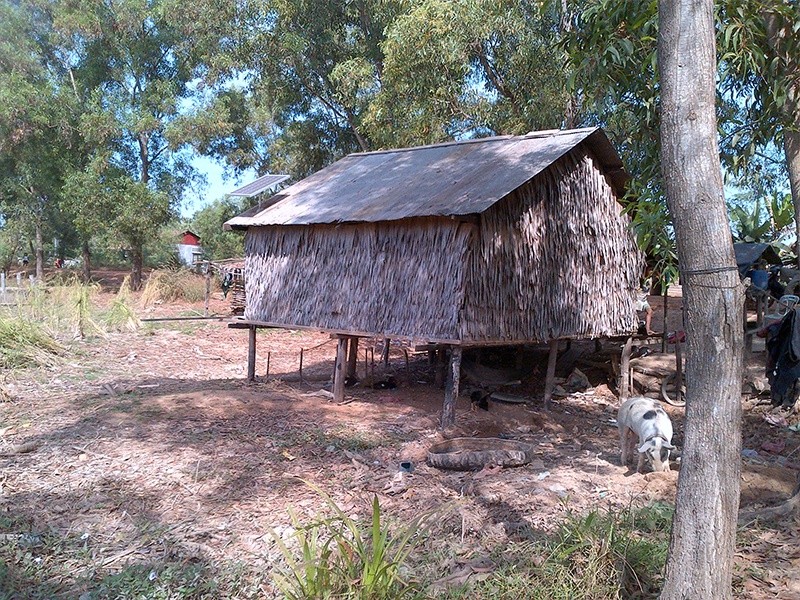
[270,481,438,600]
[439,503,672,600]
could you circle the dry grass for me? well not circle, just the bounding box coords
[103,276,141,332]
[0,315,62,368]
[141,269,211,307]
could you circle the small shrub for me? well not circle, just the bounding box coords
[270,481,436,600]
[445,504,671,600]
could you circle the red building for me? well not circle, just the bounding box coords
[180,231,202,246]
[177,230,204,266]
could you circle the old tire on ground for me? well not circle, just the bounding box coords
[661,373,686,407]
[427,438,536,471]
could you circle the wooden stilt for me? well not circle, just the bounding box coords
[247,325,257,382]
[674,339,683,404]
[744,299,752,353]
[347,336,358,378]
[434,348,446,388]
[266,351,271,379]
[204,267,211,317]
[369,347,374,381]
[382,338,391,367]
[333,336,347,403]
[441,346,462,429]
[619,336,633,401]
[543,338,559,409]
[299,348,304,382]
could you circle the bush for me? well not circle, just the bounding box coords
[443,503,672,600]
[270,482,436,600]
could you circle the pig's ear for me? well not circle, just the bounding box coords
[663,442,675,450]
[638,440,655,453]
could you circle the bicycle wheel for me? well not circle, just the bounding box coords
[661,373,686,407]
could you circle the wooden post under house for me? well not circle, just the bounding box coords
[247,325,257,381]
[347,336,359,378]
[333,336,348,403]
[543,338,559,408]
[441,346,462,429]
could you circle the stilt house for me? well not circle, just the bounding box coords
[225,127,644,422]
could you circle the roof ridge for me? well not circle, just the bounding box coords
[349,127,598,157]
[349,134,516,157]
[523,127,598,139]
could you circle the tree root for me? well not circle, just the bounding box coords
[739,479,800,524]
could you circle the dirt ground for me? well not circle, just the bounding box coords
[1,278,799,598]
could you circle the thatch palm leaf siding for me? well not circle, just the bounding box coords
[244,219,473,341]
[460,149,642,342]
[230,128,643,345]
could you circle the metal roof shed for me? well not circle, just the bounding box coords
[225,127,643,424]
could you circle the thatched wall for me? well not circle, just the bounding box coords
[460,147,642,342]
[244,220,472,341]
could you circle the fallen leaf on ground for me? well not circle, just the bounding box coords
[473,464,502,480]
[761,440,786,454]
[764,414,789,428]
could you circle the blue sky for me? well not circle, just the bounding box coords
[181,155,257,219]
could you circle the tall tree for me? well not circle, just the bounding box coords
[0,1,79,279]
[60,0,222,289]
[367,0,569,146]
[658,0,743,597]
[762,7,800,264]
[564,0,798,271]
[235,0,408,178]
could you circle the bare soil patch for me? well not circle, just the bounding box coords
[1,281,799,598]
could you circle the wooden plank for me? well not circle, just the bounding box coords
[247,325,257,382]
[333,337,348,403]
[141,316,225,322]
[619,336,633,401]
[441,346,462,429]
[543,339,559,409]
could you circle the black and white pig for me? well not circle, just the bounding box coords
[617,396,675,473]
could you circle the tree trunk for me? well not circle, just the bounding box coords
[34,217,44,281]
[130,243,144,291]
[81,240,92,283]
[762,11,800,268]
[787,129,800,268]
[658,1,743,598]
